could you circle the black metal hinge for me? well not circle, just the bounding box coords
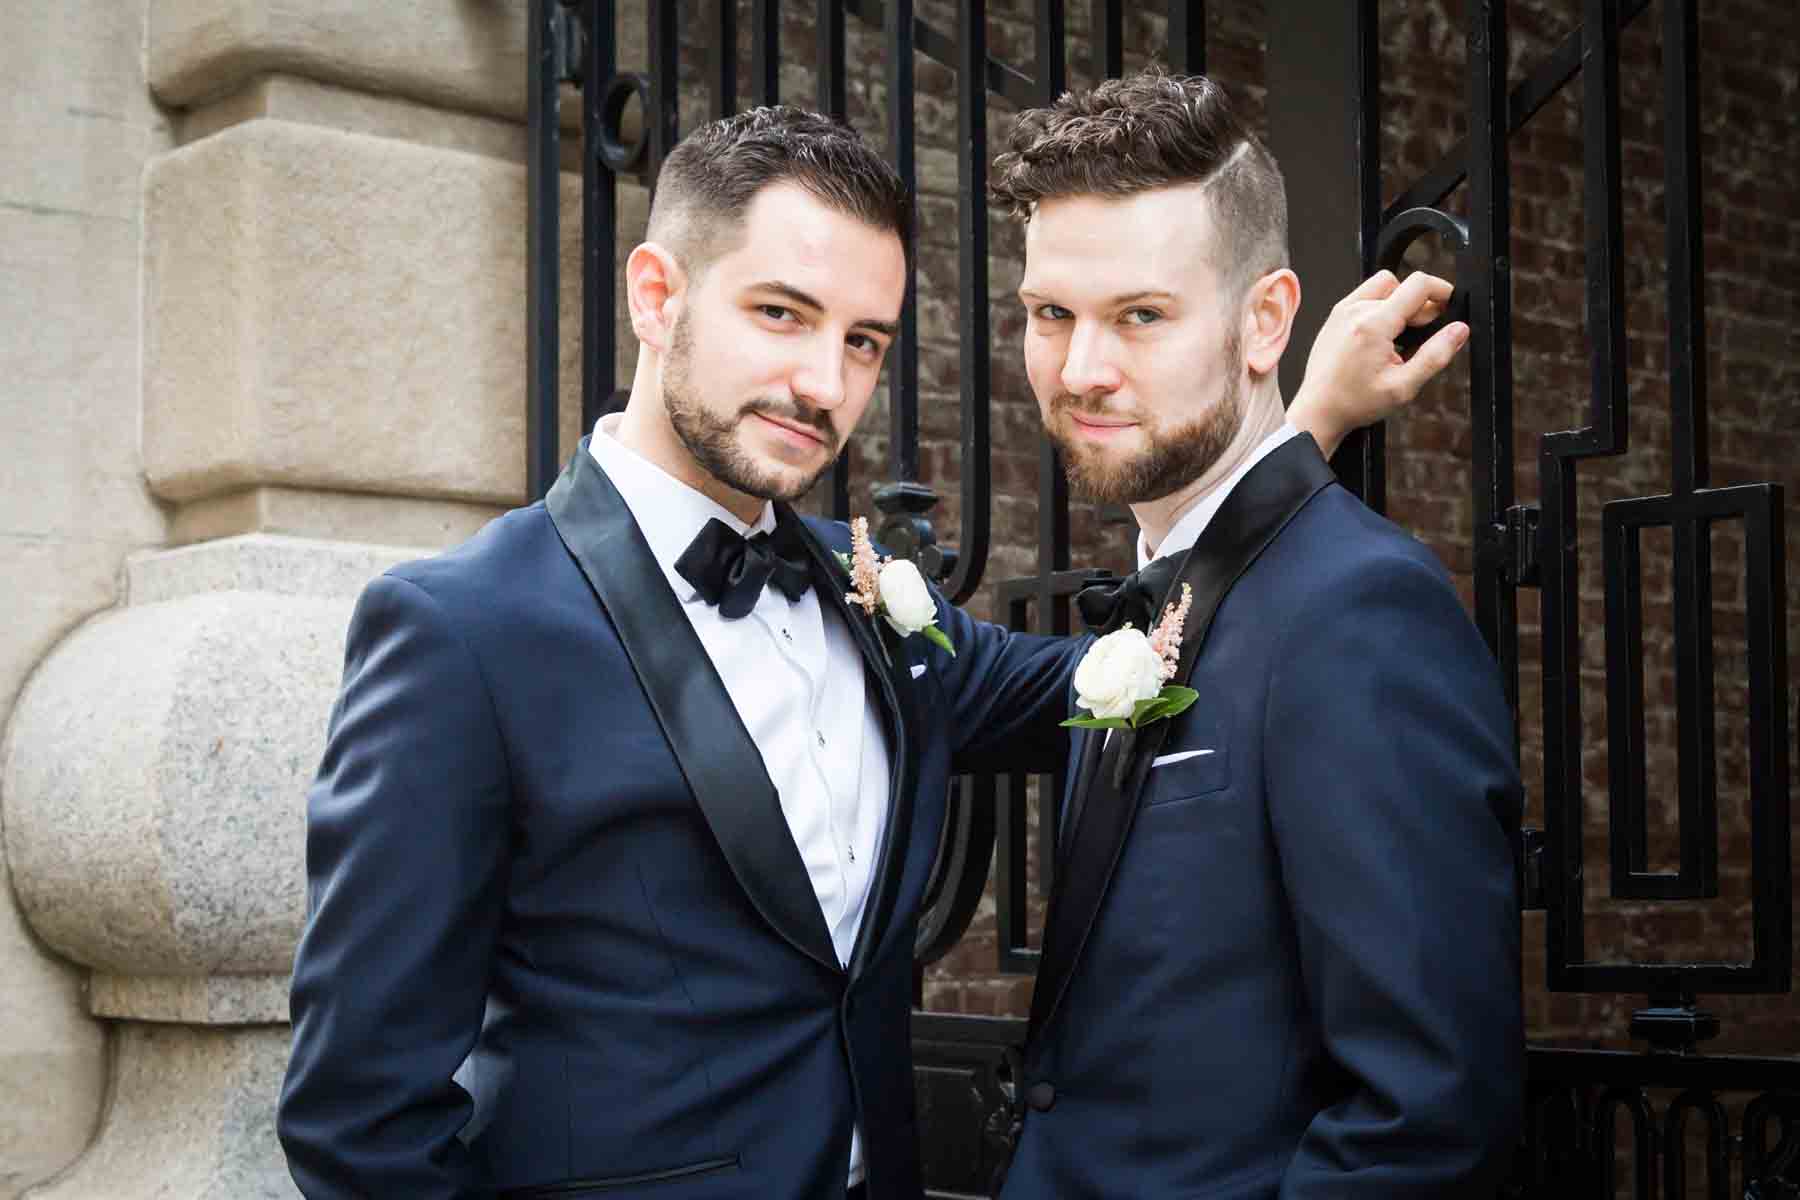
[551,1,587,86]
[1503,504,1541,587]
[1480,504,1542,588]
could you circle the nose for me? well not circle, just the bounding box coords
[791,334,847,412]
[1060,320,1122,397]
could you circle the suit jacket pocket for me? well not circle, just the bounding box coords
[1141,717,1230,807]
[501,1156,740,1196]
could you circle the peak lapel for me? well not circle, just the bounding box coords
[546,445,839,976]
[784,512,919,984]
[1027,434,1339,1042]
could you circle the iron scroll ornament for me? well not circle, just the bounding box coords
[1374,206,1471,357]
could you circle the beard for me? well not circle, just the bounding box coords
[662,313,840,503]
[1048,330,1246,506]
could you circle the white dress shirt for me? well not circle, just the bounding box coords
[1138,422,1300,567]
[588,416,887,1186]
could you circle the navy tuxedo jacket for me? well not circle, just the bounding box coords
[278,443,1082,1199]
[1004,437,1525,1199]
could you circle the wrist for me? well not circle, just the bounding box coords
[1287,382,1346,458]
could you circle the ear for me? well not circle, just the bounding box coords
[625,242,688,353]
[1241,268,1300,378]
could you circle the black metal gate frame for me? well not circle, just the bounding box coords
[522,3,1796,1195]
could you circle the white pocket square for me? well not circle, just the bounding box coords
[1151,749,1216,768]
[910,663,927,679]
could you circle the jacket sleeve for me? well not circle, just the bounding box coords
[1264,552,1524,1199]
[929,585,1091,776]
[278,573,511,1199]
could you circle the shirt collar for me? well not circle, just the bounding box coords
[1137,422,1300,569]
[586,414,778,602]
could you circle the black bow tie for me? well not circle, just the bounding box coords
[1074,553,1184,635]
[674,518,813,619]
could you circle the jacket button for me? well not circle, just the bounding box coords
[1025,1081,1056,1112]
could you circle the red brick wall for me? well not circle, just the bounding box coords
[672,1,1800,1051]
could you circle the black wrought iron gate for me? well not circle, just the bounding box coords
[523,3,1795,1195]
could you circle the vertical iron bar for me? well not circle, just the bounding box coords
[816,0,846,117]
[1351,0,1384,512]
[527,0,564,500]
[1541,451,1587,984]
[709,0,738,118]
[1166,1,1205,76]
[1582,0,1628,453]
[1033,0,1067,579]
[942,0,992,604]
[818,0,850,519]
[1466,0,1519,710]
[1663,0,1717,895]
[1091,0,1122,79]
[887,0,919,483]
[1268,0,1382,508]
[751,0,781,106]
[1746,496,1790,984]
[581,0,619,435]
[647,0,680,188]
[1033,0,1070,896]
[1663,0,1707,497]
[1036,0,1066,100]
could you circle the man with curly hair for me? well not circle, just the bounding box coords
[992,70,1524,1199]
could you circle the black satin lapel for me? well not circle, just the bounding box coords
[547,445,839,975]
[1028,434,1339,1042]
[1056,729,1105,860]
[784,511,918,982]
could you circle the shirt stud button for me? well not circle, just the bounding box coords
[816,731,826,748]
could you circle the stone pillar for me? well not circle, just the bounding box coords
[0,2,645,1195]
[0,2,168,1193]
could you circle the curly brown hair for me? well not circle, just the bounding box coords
[649,105,912,275]
[991,69,1287,301]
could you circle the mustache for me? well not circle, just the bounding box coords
[1050,391,1137,422]
[741,397,838,447]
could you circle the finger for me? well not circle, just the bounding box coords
[1407,297,1446,326]
[1341,269,1400,306]
[1372,271,1454,337]
[1393,321,1470,397]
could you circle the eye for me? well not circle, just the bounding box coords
[1032,303,1072,321]
[847,332,882,356]
[757,304,798,323]
[1122,307,1163,326]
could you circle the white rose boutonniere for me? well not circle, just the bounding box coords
[839,517,956,657]
[1062,582,1198,730]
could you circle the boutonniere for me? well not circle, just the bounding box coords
[838,517,956,657]
[1062,583,1198,730]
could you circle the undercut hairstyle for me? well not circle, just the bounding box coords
[990,69,1288,302]
[647,105,912,275]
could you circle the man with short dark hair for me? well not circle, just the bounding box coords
[992,70,1525,1199]
[277,104,1460,1200]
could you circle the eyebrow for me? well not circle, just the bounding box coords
[751,280,900,338]
[1017,287,1176,306]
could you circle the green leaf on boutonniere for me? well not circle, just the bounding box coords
[919,623,957,658]
[834,550,853,571]
[1059,714,1133,730]
[1130,685,1199,726]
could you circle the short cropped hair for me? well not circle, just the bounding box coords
[990,69,1288,301]
[648,105,912,274]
